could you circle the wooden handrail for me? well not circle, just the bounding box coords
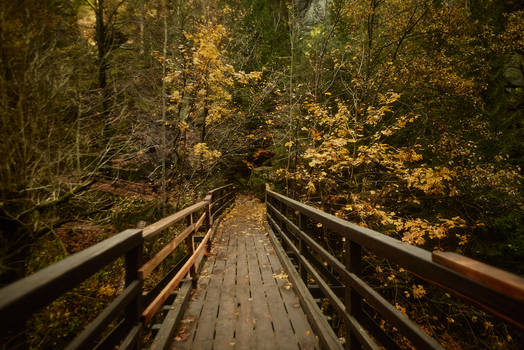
[267,203,442,349]
[207,183,233,196]
[142,200,208,239]
[139,223,195,279]
[0,184,237,350]
[266,188,524,350]
[139,184,235,323]
[266,189,524,327]
[432,252,524,302]
[0,229,142,328]
[142,227,212,324]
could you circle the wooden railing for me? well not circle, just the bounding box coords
[265,188,524,350]
[0,184,236,350]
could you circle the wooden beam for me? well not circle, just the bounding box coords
[142,228,212,324]
[268,205,445,349]
[432,252,524,302]
[268,217,379,350]
[65,281,141,350]
[266,190,524,329]
[143,201,208,239]
[150,280,193,350]
[139,224,195,280]
[193,211,206,233]
[265,221,344,350]
[207,184,233,196]
[0,229,142,328]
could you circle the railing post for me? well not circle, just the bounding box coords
[124,235,143,349]
[344,241,362,349]
[205,192,212,252]
[186,213,197,285]
[297,213,307,283]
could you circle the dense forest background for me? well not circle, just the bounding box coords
[0,0,523,348]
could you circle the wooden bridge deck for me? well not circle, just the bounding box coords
[171,197,319,350]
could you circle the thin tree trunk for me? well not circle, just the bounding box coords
[95,0,110,135]
[140,0,145,56]
[161,0,168,212]
[286,1,295,197]
[366,0,377,80]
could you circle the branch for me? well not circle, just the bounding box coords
[16,181,95,220]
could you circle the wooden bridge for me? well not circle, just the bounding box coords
[1,184,523,349]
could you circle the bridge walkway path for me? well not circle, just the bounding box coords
[171,196,319,350]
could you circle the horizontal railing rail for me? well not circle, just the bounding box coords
[266,188,524,350]
[0,229,143,350]
[0,184,236,350]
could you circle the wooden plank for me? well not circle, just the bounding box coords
[172,221,230,349]
[119,324,141,350]
[432,252,524,302]
[264,237,319,350]
[66,280,142,350]
[0,229,142,328]
[139,224,194,279]
[265,221,344,350]
[190,231,227,349]
[142,255,189,310]
[212,226,238,349]
[171,254,215,349]
[93,319,127,350]
[150,280,193,350]
[245,233,278,350]
[143,201,207,239]
[254,231,300,349]
[211,196,235,222]
[207,184,233,196]
[233,227,256,350]
[142,228,211,324]
[271,218,378,350]
[193,211,206,233]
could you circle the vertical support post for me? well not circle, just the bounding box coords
[186,213,196,285]
[279,200,287,232]
[297,213,307,283]
[125,234,143,349]
[205,192,212,252]
[344,241,362,350]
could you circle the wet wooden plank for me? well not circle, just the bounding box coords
[139,224,194,279]
[265,221,343,350]
[150,280,193,350]
[254,234,300,349]
[212,227,238,348]
[142,228,211,324]
[190,232,227,349]
[263,238,319,350]
[143,201,207,239]
[233,229,256,349]
[245,233,278,350]
[171,252,215,349]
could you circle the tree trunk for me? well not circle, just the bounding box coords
[161,0,168,211]
[95,0,110,133]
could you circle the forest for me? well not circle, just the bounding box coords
[0,0,523,349]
